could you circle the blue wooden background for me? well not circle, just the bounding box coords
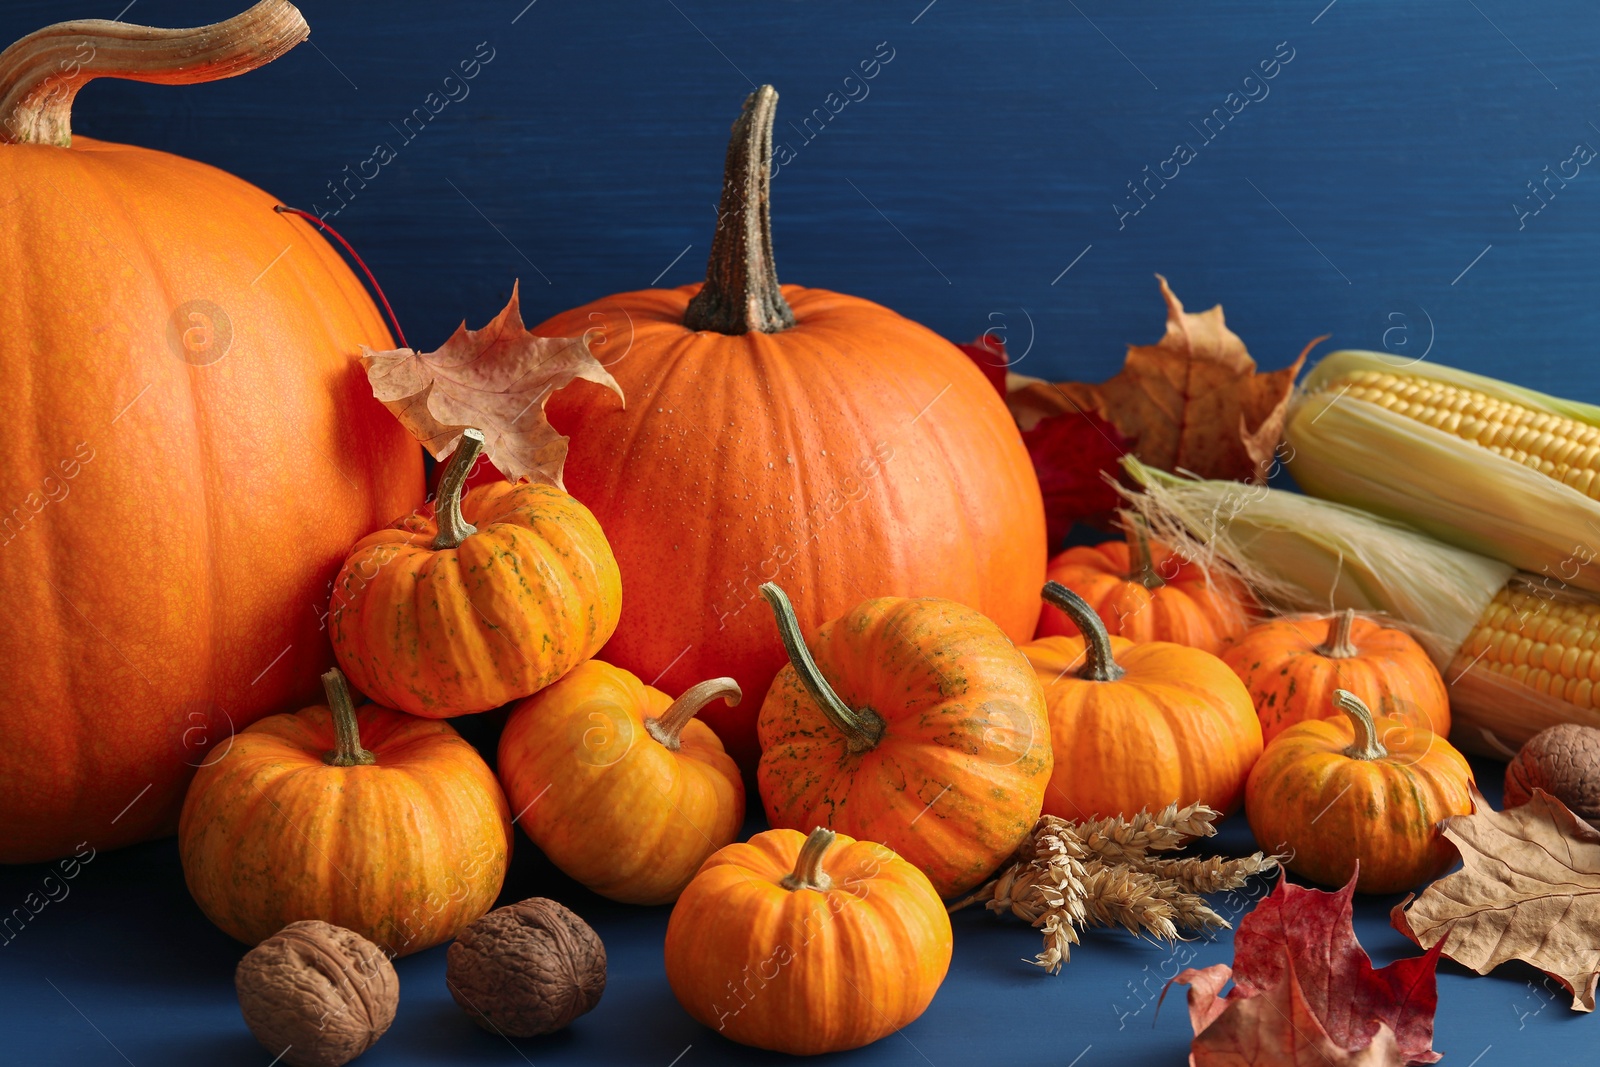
[3,1,1599,1064]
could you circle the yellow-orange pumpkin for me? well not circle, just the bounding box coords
[538,86,1046,770]
[1245,688,1473,894]
[498,660,744,905]
[1022,582,1262,820]
[1037,519,1254,654]
[329,430,622,717]
[1223,609,1450,744]
[755,583,1051,898]
[179,669,512,955]
[0,4,424,862]
[665,827,951,1055]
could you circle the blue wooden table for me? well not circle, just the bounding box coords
[2,0,1597,1063]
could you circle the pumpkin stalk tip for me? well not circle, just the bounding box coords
[432,430,485,550]
[0,1,309,146]
[321,668,376,767]
[1121,513,1166,591]
[1316,609,1359,659]
[644,677,742,751]
[1334,688,1388,761]
[1041,581,1126,682]
[682,84,795,336]
[780,826,836,892]
[760,583,885,752]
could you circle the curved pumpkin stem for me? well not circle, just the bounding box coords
[1121,512,1166,591]
[644,677,742,752]
[1334,688,1389,761]
[682,85,796,335]
[780,827,836,892]
[432,430,485,550]
[321,669,376,767]
[0,1,307,147]
[1316,609,1359,659]
[1042,581,1126,682]
[759,582,885,752]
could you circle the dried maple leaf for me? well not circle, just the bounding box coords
[1184,954,1406,1067]
[956,332,1009,397]
[1392,785,1600,1012]
[1169,872,1442,1066]
[1014,275,1318,485]
[360,281,623,489]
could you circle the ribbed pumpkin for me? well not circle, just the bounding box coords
[1222,609,1450,744]
[537,86,1046,769]
[664,827,951,1055]
[755,583,1050,898]
[0,3,424,863]
[1022,582,1262,820]
[498,660,744,905]
[1245,688,1473,894]
[1037,518,1254,654]
[179,670,512,955]
[329,430,621,717]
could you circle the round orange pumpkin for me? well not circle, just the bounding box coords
[537,86,1046,769]
[1223,609,1450,745]
[329,430,622,717]
[755,583,1051,898]
[1245,688,1473,894]
[498,660,744,905]
[664,826,951,1055]
[1022,582,1263,820]
[179,669,512,955]
[0,4,424,862]
[1037,518,1254,654]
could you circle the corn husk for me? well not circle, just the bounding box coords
[1286,349,1600,594]
[1122,458,1600,756]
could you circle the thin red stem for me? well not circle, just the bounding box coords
[274,205,408,350]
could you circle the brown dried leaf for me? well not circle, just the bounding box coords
[1391,785,1600,1012]
[360,282,623,489]
[1019,275,1317,483]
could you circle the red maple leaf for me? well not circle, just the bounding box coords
[956,332,1009,397]
[1169,871,1443,1067]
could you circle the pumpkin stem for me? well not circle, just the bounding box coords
[1122,513,1166,590]
[1334,688,1389,761]
[1041,581,1126,682]
[644,677,742,752]
[432,430,485,550]
[759,582,885,752]
[1316,609,1359,659]
[682,85,796,336]
[780,827,836,892]
[321,669,376,767]
[0,1,308,147]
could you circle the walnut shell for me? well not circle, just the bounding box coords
[235,920,398,1067]
[1505,723,1600,821]
[446,897,606,1037]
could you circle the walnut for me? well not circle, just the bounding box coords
[235,920,398,1067]
[1505,723,1600,822]
[446,897,606,1037]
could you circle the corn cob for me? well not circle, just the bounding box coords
[1123,458,1600,756]
[1286,350,1600,594]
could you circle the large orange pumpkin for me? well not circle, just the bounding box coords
[329,430,622,717]
[179,669,512,955]
[664,826,951,1055]
[538,86,1046,769]
[1222,609,1450,744]
[1022,582,1262,820]
[1037,518,1254,653]
[755,583,1051,898]
[0,3,423,863]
